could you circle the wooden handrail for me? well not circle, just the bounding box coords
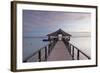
[63,39,91,60]
[70,43,91,59]
[23,40,57,62]
[23,45,47,62]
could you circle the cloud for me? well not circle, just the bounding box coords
[23,10,91,36]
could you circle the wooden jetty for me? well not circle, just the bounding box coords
[47,41,72,61]
[23,29,90,62]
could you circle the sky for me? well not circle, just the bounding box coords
[23,10,91,37]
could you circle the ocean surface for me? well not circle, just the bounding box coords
[23,33,91,61]
[23,37,49,61]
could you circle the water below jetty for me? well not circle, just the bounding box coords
[23,34,91,61]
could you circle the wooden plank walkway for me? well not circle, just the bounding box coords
[47,41,72,61]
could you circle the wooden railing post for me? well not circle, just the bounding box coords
[50,43,52,52]
[45,46,47,61]
[48,44,50,54]
[47,45,49,56]
[49,43,52,54]
[77,50,79,60]
[72,46,74,60]
[69,44,71,54]
[38,50,41,62]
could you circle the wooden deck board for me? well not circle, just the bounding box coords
[47,41,72,61]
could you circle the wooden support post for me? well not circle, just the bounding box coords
[38,50,41,62]
[69,44,71,54]
[77,50,79,60]
[49,44,51,54]
[47,45,49,56]
[72,46,74,60]
[48,46,50,55]
[70,45,72,54]
[45,47,47,61]
[67,43,71,54]
[50,43,52,51]
[51,43,53,50]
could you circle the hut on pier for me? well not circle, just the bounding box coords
[47,29,71,42]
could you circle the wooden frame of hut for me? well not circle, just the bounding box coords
[47,29,71,42]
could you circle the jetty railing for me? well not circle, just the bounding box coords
[23,40,57,62]
[63,40,91,60]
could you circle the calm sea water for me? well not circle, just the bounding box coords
[23,37,49,61]
[23,36,91,61]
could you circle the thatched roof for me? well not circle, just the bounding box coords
[47,29,71,36]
